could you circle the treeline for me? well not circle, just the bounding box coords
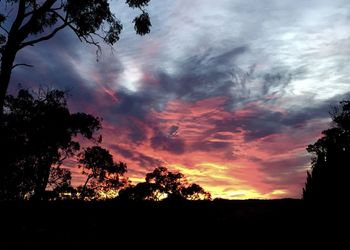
[303,100,350,201]
[0,89,210,201]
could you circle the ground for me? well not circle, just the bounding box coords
[0,199,344,248]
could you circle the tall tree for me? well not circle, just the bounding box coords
[0,0,152,112]
[0,88,101,200]
[303,100,350,201]
[78,145,127,200]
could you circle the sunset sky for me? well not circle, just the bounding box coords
[9,0,350,199]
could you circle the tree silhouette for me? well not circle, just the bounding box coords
[78,145,127,200]
[118,166,211,201]
[303,100,350,201]
[181,183,211,200]
[118,182,155,201]
[0,88,101,200]
[48,166,72,191]
[0,0,152,113]
[145,166,185,200]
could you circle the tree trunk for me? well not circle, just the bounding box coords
[81,175,92,200]
[31,160,52,201]
[0,47,17,116]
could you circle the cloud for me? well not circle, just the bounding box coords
[111,144,163,170]
[6,0,350,199]
[150,129,186,154]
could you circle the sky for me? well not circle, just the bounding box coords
[7,0,350,199]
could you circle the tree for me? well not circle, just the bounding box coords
[181,183,211,200]
[118,182,155,201]
[118,166,211,201]
[145,166,185,200]
[0,88,101,200]
[303,100,350,201]
[47,166,72,191]
[78,145,127,200]
[0,0,152,113]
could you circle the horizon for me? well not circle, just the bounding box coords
[7,0,350,199]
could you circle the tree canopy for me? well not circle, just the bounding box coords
[78,145,128,200]
[118,167,211,201]
[303,100,350,201]
[0,88,102,200]
[0,0,152,113]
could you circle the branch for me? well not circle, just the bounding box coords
[47,10,84,44]
[48,9,104,58]
[9,0,26,34]
[26,3,65,18]
[19,22,68,49]
[56,154,69,168]
[17,0,56,41]
[48,9,66,23]
[138,6,146,14]
[23,0,37,18]
[12,63,33,69]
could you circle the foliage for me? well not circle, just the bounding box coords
[78,146,128,200]
[118,182,155,201]
[48,166,72,191]
[0,88,101,200]
[181,183,211,200]
[118,167,211,201]
[0,0,151,49]
[303,100,350,201]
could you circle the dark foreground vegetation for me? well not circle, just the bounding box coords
[0,199,346,249]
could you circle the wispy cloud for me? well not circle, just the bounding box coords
[8,0,350,198]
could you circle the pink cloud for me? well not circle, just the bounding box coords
[74,96,329,199]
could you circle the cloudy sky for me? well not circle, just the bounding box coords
[9,0,350,199]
